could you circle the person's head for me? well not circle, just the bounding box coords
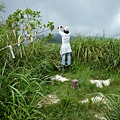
[64,26,69,34]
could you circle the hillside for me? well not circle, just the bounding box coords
[0,35,120,119]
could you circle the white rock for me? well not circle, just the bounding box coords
[102,79,110,86]
[91,93,108,104]
[79,93,108,105]
[95,114,107,120]
[79,98,89,103]
[90,80,103,88]
[90,79,110,88]
[50,74,69,82]
[91,96,103,103]
[37,94,60,108]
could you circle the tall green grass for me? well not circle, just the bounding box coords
[71,35,120,71]
[0,38,61,119]
[103,94,120,120]
[0,67,48,119]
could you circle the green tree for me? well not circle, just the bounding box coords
[0,7,54,59]
[0,2,5,12]
[0,2,7,49]
[6,7,54,43]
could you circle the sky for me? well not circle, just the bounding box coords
[1,0,120,37]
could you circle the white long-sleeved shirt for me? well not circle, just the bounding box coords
[59,30,72,55]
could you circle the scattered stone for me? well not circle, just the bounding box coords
[79,93,108,104]
[91,93,108,104]
[79,98,89,103]
[95,114,107,120]
[37,93,60,108]
[102,79,110,86]
[50,74,69,82]
[90,79,110,88]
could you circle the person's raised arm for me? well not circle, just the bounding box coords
[58,26,64,35]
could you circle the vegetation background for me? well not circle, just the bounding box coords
[0,3,120,120]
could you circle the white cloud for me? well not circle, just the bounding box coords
[109,9,120,36]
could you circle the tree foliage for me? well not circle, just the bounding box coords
[0,2,6,12]
[6,8,54,35]
[0,7,54,60]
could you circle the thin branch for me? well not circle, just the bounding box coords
[37,28,49,34]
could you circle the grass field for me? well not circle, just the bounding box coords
[0,36,120,120]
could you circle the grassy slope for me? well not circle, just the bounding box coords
[0,36,120,120]
[39,65,120,120]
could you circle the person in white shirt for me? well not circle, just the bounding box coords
[58,26,72,67]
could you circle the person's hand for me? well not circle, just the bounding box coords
[60,26,63,28]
